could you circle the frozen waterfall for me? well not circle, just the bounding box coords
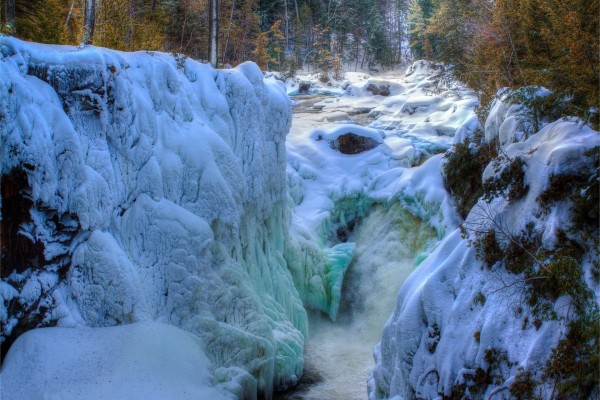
[278,63,477,399]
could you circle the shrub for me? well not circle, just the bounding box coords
[473,230,503,268]
[539,146,599,237]
[501,87,575,135]
[510,368,540,400]
[443,138,497,219]
[503,234,538,275]
[473,291,486,306]
[544,309,600,399]
[483,156,529,203]
[571,147,599,234]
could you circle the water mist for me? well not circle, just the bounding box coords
[298,203,438,399]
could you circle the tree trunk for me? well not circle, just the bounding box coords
[82,0,96,45]
[6,0,15,32]
[222,0,236,65]
[127,0,135,50]
[209,0,218,67]
[293,0,299,21]
[283,0,289,52]
[65,0,76,28]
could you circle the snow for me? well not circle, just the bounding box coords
[0,322,232,400]
[4,35,582,400]
[369,93,599,399]
[285,61,476,321]
[1,37,304,398]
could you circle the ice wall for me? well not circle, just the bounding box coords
[0,37,306,397]
[369,98,599,399]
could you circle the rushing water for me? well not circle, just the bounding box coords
[278,204,437,399]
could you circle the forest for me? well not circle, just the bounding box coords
[1,0,598,126]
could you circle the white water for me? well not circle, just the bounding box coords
[299,204,438,399]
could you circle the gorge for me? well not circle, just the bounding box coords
[1,38,598,400]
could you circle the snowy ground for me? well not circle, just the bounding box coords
[1,322,233,400]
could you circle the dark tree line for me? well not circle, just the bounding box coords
[1,0,597,123]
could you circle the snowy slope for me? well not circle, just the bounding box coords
[369,94,599,399]
[0,37,305,398]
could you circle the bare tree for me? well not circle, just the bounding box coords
[82,0,96,45]
[209,0,218,67]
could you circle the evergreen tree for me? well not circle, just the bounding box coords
[367,6,391,68]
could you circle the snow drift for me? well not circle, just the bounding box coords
[0,37,305,398]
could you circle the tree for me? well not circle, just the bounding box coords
[427,0,473,66]
[367,6,392,68]
[252,31,271,69]
[4,0,15,32]
[252,19,284,70]
[408,0,430,59]
[209,0,218,66]
[94,0,164,51]
[82,0,95,45]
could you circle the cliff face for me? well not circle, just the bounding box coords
[369,92,599,400]
[0,37,306,396]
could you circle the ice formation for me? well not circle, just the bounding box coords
[0,37,306,398]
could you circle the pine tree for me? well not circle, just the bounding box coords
[408,0,429,59]
[367,6,391,68]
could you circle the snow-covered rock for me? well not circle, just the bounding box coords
[484,87,554,146]
[369,117,599,399]
[0,37,305,397]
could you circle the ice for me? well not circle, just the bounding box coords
[1,37,305,398]
[324,242,356,321]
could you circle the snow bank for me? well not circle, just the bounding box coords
[0,322,232,400]
[0,37,305,397]
[484,87,554,146]
[369,114,599,399]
